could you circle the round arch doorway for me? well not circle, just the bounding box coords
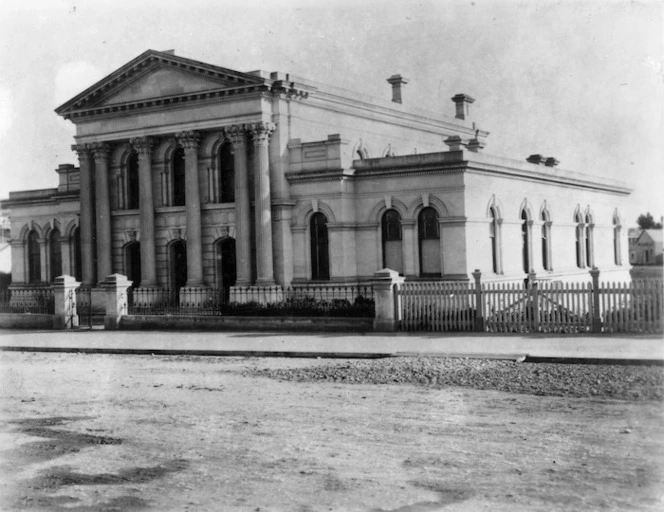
[169,240,187,302]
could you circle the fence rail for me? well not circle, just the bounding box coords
[128,284,375,318]
[398,277,663,334]
[0,288,55,314]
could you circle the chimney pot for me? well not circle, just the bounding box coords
[544,157,559,167]
[527,154,544,164]
[451,93,475,120]
[387,74,408,104]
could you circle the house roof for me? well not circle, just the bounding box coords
[636,229,663,246]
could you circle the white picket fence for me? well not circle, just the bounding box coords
[397,278,662,334]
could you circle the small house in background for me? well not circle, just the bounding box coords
[631,229,663,265]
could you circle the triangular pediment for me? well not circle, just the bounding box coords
[98,65,241,106]
[56,49,267,118]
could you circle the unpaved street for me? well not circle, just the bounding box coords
[1,351,663,511]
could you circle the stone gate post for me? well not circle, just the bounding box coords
[372,268,405,332]
[101,274,133,330]
[590,267,602,333]
[52,275,81,329]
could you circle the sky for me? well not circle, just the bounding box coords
[0,0,662,226]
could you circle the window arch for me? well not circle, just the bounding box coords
[418,207,441,276]
[381,209,403,273]
[126,151,140,210]
[585,213,594,268]
[521,210,530,274]
[172,147,186,206]
[27,230,41,283]
[124,242,141,288]
[310,213,330,280]
[71,227,82,282]
[613,213,622,266]
[49,228,62,282]
[218,142,235,203]
[489,206,502,274]
[575,211,585,268]
[541,210,552,271]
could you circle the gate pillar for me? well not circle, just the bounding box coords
[372,268,405,332]
[101,274,133,330]
[52,275,81,329]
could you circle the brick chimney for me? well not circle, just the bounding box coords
[451,94,475,120]
[387,75,408,104]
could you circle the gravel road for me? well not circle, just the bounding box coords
[248,356,664,401]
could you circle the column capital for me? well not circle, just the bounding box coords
[71,143,92,161]
[176,130,200,153]
[223,124,248,146]
[130,136,156,156]
[91,142,111,160]
[248,121,276,146]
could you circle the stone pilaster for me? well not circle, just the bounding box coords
[130,137,157,287]
[249,121,276,286]
[71,143,96,285]
[91,142,112,283]
[225,125,252,285]
[177,131,204,286]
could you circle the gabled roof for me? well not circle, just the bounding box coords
[637,229,663,245]
[55,49,273,120]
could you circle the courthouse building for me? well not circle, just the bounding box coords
[1,49,632,296]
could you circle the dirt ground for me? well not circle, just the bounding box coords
[1,351,663,511]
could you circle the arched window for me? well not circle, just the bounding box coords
[71,228,82,282]
[489,207,501,273]
[575,212,585,268]
[169,240,187,300]
[125,242,141,288]
[585,213,594,268]
[541,210,552,271]
[27,230,41,283]
[49,228,62,282]
[218,142,235,203]
[215,238,237,302]
[127,152,140,210]
[382,209,403,273]
[613,214,622,266]
[418,207,441,276]
[172,147,186,206]
[521,210,530,274]
[310,213,330,280]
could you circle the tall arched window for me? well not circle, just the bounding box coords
[382,209,403,273]
[127,152,140,210]
[71,228,82,282]
[27,230,41,283]
[219,142,235,203]
[215,238,237,302]
[310,213,330,280]
[521,210,530,274]
[575,212,585,268]
[541,210,552,271]
[613,213,622,266]
[489,207,501,274]
[49,228,62,282]
[418,207,441,276]
[172,147,186,206]
[585,213,594,268]
[125,242,141,288]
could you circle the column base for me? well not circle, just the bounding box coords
[229,285,283,305]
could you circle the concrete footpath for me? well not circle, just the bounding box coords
[0,329,662,363]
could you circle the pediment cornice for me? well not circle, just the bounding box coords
[55,49,314,120]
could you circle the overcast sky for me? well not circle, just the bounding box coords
[1,0,662,226]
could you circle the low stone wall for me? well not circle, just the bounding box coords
[120,315,373,333]
[0,314,55,329]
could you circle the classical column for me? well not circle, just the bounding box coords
[91,142,112,282]
[72,144,96,285]
[130,137,157,287]
[225,125,252,285]
[177,131,204,286]
[249,122,276,286]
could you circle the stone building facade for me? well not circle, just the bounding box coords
[1,49,632,296]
